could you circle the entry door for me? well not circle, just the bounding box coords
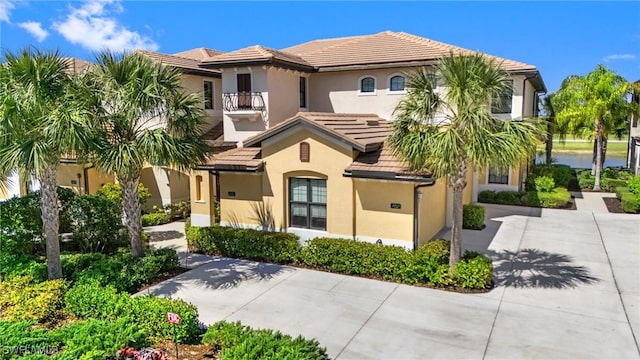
[237,74,251,109]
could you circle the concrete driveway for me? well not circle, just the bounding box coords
[143,193,640,359]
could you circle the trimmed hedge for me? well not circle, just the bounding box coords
[478,191,521,205]
[462,204,485,230]
[202,321,328,360]
[187,227,493,290]
[526,164,571,190]
[141,212,172,226]
[615,187,640,213]
[521,187,571,208]
[187,226,300,264]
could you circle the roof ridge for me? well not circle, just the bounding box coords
[286,32,379,57]
[138,49,198,62]
[254,45,273,58]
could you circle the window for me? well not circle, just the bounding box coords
[389,75,405,92]
[360,77,375,93]
[299,142,310,162]
[289,178,326,230]
[195,175,203,201]
[204,81,213,110]
[299,77,307,108]
[491,81,513,114]
[488,166,509,185]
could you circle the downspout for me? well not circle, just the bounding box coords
[413,181,436,250]
[82,165,93,195]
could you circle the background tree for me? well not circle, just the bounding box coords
[0,48,87,279]
[540,94,556,165]
[391,54,541,268]
[552,65,633,190]
[82,52,210,257]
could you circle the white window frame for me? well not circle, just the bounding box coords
[487,165,511,185]
[387,73,406,94]
[358,75,377,96]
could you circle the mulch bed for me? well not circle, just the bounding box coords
[158,341,217,360]
[602,197,639,214]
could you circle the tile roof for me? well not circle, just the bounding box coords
[62,57,91,75]
[244,112,391,152]
[282,31,536,71]
[200,45,313,69]
[196,147,263,172]
[174,48,223,60]
[135,50,220,76]
[345,144,433,180]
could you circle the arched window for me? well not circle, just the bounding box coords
[390,75,405,91]
[360,77,375,93]
[300,142,310,162]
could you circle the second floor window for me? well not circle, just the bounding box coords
[299,77,307,108]
[491,81,513,114]
[360,77,375,93]
[390,75,405,91]
[204,80,213,110]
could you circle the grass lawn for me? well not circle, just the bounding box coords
[538,140,628,157]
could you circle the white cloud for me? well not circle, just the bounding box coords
[604,54,637,62]
[52,0,158,52]
[17,21,48,42]
[0,0,16,23]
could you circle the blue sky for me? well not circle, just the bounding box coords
[1,1,638,93]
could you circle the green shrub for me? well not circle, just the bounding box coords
[0,254,47,283]
[478,190,496,203]
[202,321,328,360]
[402,240,452,286]
[141,212,172,226]
[0,321,59,359]
[186,226,301,264]
[521,187,571,208]
[601,178,628,192]
[0,193,43,256]
[453,251,493,289]
[534,176,555,193]
[126,295,201,343]
[0,277,67,322]
[67,195,126,254]
[527,164,572,190]
[64,281,128,320]
[628,176,640,195]
[494,191,521,205]
[96,182,151,207]
[462,204,485,230]
[616,187,640,213]
[577,170,595,190]
[50,318,149,360]
[165,201,191,220]
[301,238,408,280]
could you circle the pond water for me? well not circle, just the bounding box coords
[536,153,627,169]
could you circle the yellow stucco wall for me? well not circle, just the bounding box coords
[219,173,263,227]
[261,127,355,236]
[169,170,191,203]
[418,177,447,245]
[57,164,85,194]
[477,164,522,188]
[85,168,114,194]
[190,170,215,226]
[354,179,414,243]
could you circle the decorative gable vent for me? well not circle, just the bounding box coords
[300,142,310,162]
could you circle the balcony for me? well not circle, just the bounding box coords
[223,92,266,121]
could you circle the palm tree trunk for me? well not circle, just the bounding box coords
[545,118,553,165]
[449,162,467,270]
[593,121,603,191]
[39,164,62,279]
[119,174,144,257]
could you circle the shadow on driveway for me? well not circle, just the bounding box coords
[147,257,294,297]
[146,230,184,242]
[487,248,600,289]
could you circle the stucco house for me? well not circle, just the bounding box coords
[187,31,546,248]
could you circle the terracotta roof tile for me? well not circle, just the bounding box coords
[197,147,263,171]
[174,48,223,60]
[62,57,91,75]
[135,50,220,75]
[201,45,312,68]
[346,144,433,180]
[244,112,391,152]
[282,31,536,71]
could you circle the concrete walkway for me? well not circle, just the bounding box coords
[143,204,640,359]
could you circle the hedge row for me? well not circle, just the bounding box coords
[186,226,493,290]
[615,187,640,213]
[478,187,571,208]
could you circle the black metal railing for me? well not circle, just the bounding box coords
[223,92,266,112]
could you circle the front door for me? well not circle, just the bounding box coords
[237,74,251,109]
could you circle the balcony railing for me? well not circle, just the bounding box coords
[223,92,266,112]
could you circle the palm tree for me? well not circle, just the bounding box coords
[82,52,210,257]
[540,94,556,165]
[0,48,87,279]
[390,53,541,268]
